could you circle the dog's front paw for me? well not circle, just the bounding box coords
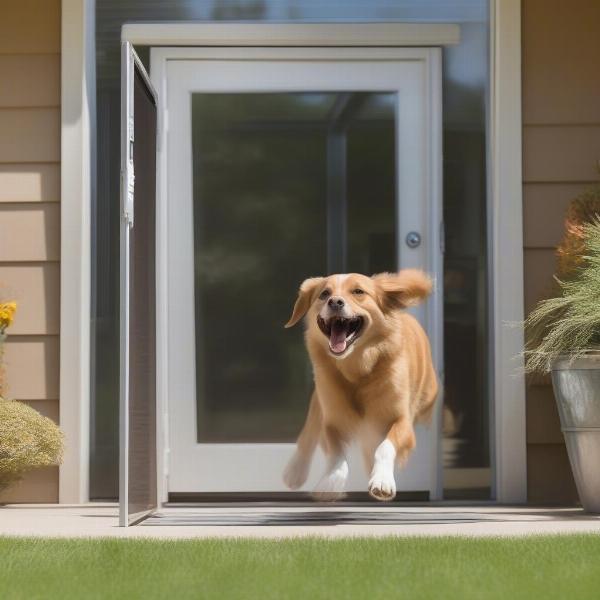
[283,453,310,490]
[312,460,349,502]
[368,470,396,501]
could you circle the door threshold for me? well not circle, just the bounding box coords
[167,491,429,504]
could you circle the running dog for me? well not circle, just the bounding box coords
[283,270,438,501]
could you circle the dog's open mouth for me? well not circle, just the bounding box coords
[317,315,364,355]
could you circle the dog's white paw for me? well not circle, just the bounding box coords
[368,469,396,501]
[312,460,349,502]
[283,453,310,490]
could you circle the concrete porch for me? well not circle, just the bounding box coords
[1,504,599,538]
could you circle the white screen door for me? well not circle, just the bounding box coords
[119,42,159,525]
[154,47,442,497]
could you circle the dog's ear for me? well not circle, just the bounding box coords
[285,277,325,328]
[372,270,433,311]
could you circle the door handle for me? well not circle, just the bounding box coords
[405,231,421,248]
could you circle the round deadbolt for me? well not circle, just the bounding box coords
[405,231,421,248]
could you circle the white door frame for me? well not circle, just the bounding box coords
[488,0,526,503]
[154,45,443,496]
[60,13,526,504]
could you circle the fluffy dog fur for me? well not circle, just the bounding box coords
[283,270,438,501]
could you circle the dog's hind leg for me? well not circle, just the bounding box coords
[368,417,416,502]
[283,390,321,490]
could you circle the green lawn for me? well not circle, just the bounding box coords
[1,535,600,599]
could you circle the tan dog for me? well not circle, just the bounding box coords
[283,270,438,501]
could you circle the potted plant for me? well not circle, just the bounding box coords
[0,300,64,496]
[525,186,600,512]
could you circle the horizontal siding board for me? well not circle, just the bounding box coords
[523,248,557,316]
[526,385,563,444]
[523,126,600,183]
[0,164,60,203]
[527,444,578,505]
[0,55,60,108]
[522,0,600,125]
[526,371,552,388]
[0,203,60,261]
[0,108,60,163]
[2,336,59,400]
[0,264,59,334]
[0,467,58,503]
[0,0,60,54]
[523,183,591,248]
[21,399,59,423]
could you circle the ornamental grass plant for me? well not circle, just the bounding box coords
[525,190,600,373]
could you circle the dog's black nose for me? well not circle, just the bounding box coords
[328,296,345,310]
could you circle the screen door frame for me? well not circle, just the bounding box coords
[151,46,443,498]
[119,41,159,526]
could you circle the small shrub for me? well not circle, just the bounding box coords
[0,399,64,492]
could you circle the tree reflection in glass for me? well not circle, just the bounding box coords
[191,92,396,442]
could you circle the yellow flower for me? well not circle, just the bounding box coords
[0,301,17,331]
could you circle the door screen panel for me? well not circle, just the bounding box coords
[127,69,157,515]
[119,42,158,525]
[191,92,396,443]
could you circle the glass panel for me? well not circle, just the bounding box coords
[191,92,396,443]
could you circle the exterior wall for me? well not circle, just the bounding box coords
[522,0,600,503]
[0,0,61,502]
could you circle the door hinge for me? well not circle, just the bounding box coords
[122,164,135,228]
[123,117,135,227]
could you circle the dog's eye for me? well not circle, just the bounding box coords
[319,289,331,300]
[352,288,365,295]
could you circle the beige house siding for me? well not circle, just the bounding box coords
[0,0,61,503]
[522,0,600,503]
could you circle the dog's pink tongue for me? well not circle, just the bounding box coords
[329,320,348,354]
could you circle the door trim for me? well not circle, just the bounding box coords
[59,0,94,504]
[124,22,460,47]
[489,0,526,503]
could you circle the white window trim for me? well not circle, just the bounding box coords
[60,12,526,504]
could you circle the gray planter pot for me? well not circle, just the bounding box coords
[552,353,600,512]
